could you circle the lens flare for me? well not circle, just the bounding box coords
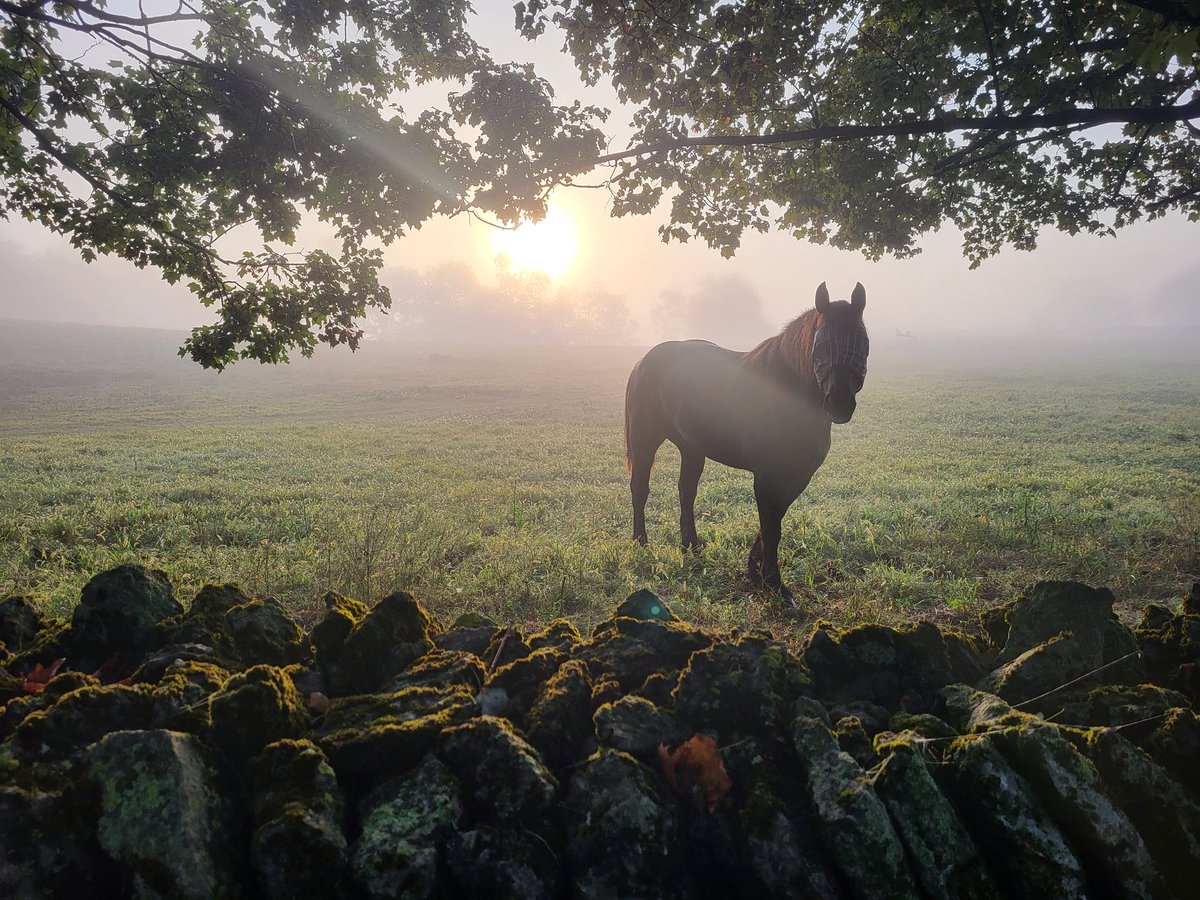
[493,205,578,279]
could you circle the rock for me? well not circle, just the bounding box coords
[481,626,531,670]
[614,588,678,622]
[998,581,1134,671]
[446,826,559,900]
[130,643,237,684]
[248,739,352,899]
[735,778,845,898]
[566,749,677,899]
[871,733,1001,899]
[384,648,486,693]
[70,564,181,669]
[14,684,160,759]
[991,718,1156,899]
[939,734,1087,897]
[309,592,369,687]
[675,634,809,738]
[524,659,596,770]
[434,613,500,657]
[0,596,48,652]
[86,729,243,899]
[314,686,477,785]
[528,618,582,651]
[0,783,111,897]
[886,711,958,741]
[636,670,680,707]
[1185,582,1200,617]
[438,716,558,822]
[1069,726,1200,898]
[226,598,308,667]
[1050,683,1189,730]
[481,646,569,725]
[977,631,1090,705]
[1142,707,1200,796]
[791,716,919,899]
[322,592,434,695]
[158,584,250,659]
[578,616,712,691]
[594,696,688,757]
[207,665,308,763]
[1136,607,1200,693]
[352,755,463,899]
[833,715,876,769]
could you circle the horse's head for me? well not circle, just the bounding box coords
[812,282,869,424]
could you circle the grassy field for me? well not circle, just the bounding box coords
[1,320,1197,640]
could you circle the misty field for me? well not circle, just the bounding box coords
[1,321,1197,638]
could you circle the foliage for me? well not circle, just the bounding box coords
[0,1,604,367]
[520,0,1200,262]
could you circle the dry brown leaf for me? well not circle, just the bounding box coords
[22,658,66,694]
[657,733,732,812]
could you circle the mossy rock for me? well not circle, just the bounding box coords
[13,683,161,760]
[996,581,1120,669]
[207,665,308,764]
[791,715,919,899]
[614,588,678,623]
[323,592,434,695]
[939,734,1087,897]
[0,596,49,653]
[990,717,1156,899]
[886,711,958,742]
[130,643,239,685]
[833,715,876,769]
[481,625,531,670]
[565,749,677,900]
[872,733,1001,899]
[1136,611,1200,691]
[0,781,115,896]
[351,755,463,899]
[158,584,251,658]
[438,716,558,822]
[434,616,500,657]
[594,695,688,758]
[445,826,559,900]
[1069,725,1200,897]
[314,686,478,785]
[674,634,810,738]
[524,659,597,771]
[86,729,244,899]
[226,598,308,668]
[308,592,369,685]
[384,648,486,694]
[4,620,71,674]
[69,564,182,670]
[1141,707,1200,796]
[977,631,1091,705]
[528,617,582,651]
[479,646,569,725]
[581,616,713,691]
[1050,683,1189,731]
[248,739,352,899]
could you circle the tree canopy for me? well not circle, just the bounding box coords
[2,1,1198,367]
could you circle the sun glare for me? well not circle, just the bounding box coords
[493,205,578,279]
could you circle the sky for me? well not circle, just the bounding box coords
[2,5,1198,350]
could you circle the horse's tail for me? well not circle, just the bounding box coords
[624,362,637,473]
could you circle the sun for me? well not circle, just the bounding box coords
[493,204,578,279]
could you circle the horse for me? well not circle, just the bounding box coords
[624,281,869,601]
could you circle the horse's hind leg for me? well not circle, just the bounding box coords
[678,449,706,551]
[628,423,664,546]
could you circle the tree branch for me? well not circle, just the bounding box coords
[594,98,1200,165]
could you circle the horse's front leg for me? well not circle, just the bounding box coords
[678,451,706,551]
[753,477,798,603]
[746,533,764,583]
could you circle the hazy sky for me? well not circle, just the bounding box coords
[3,6,1198,348]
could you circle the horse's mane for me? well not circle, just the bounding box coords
[740,307,820,387]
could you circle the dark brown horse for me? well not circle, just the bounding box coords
[624,282,869,601]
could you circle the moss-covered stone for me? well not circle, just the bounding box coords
[384,648,486,694]
[207,665,308,763]
[791,715,919,899]
[248,739,352,899]
[977,631,1090,705]
[308,591,368,684]
[577,616,712,692]
[158,584,251,658]
[434,614,500,657]
[0,780,112,896]
[445,826,559,900]
[872,734,1001,899]
[1051,683,1189,730]
[886,711,958,742]
[226,597,308,667]
[438,716,558,822]
[528,617,582,651]
[1136,609,1200,693]
[524,659,596,770]
[1142,706,1200,795]
[14,684,160,759]
[322,592,433,695]
[1069,726,1200,898]
[940,734,1087,897]
[614,588,678,623]
[86,729,243,899]
[351,755,463,899]
[3,619,71,674]
[833,715,876,769]
[566,749,677,900]
[0,596,49,653]
[314,686,477,784]
[594,695,688,758]
[674,635,810,738]
[481,625,532,670]
[70,564,181,670]
[998,580,1116,664]
[479,645,568,724]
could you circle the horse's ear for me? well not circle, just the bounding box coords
[850,282,866,313]
[815,282,831,313]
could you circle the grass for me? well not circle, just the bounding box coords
[1,321,1197,641]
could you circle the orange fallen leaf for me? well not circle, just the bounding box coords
[658,733,732,812]
[23,658,66,694]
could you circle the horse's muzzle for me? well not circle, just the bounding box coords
[824,396,856,424]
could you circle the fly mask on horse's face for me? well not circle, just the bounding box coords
[811,283,868,424]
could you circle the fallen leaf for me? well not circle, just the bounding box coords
[308,691,330,714]
[658,733,732,812]
[91,652,124,684]
[23,657,66,694]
